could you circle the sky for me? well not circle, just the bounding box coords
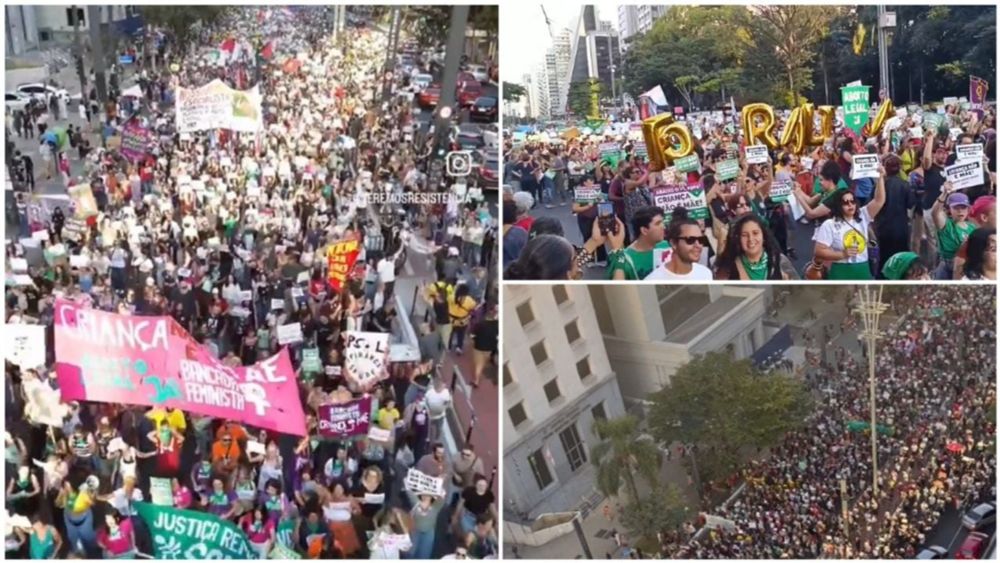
[500,2,621,85]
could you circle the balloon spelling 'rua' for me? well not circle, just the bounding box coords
[641,113,694,172]
[742,102,852,154]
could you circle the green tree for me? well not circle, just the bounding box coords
[647,352,811,498]
[567,79,599,117]
[620,484,691,540]
[749,5,839,106]
[469,5,498,63]
[140,6,228,57]
[590,416,661,504]
[503,81,527,102]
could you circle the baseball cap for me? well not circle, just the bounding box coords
[970,195,995,219]
[882,252,920,280]
[947,192,970,208]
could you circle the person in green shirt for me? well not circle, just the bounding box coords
[607,205,670,280]
[793,160,850,221]
[931,187,976,279]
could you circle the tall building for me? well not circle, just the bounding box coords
[503,285,627,520]
[543,28,572,118]
[588,285,771,401]
[6,5,40,56]
[618,4,670,45]
[565,6,622,111]
[531,62,550,120]
[618,5,639,42]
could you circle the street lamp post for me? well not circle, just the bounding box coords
[854,287,889,503]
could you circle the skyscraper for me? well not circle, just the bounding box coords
[618,4,670,45]
[564,6,622,112]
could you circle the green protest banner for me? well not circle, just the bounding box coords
[133,502,254,559]
[716,159,740,182]
[840,84,870,134]
[302,348,322,374]
[769,179,793,203]
[269,543,301,559]
[674,154,700,173]
[846,420,894,436]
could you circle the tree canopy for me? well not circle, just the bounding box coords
[503,81,527,102]
[621,5,995,108]
[140,6,228,54]
[647,351,811,491]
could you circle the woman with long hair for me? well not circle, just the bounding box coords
[961,227,996,280]
[811,165,886,280]
[715,214,797,280]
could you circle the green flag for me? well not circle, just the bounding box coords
[840,85,870,134]
[133,502,254,559]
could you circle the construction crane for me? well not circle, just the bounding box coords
[540,4,555,40]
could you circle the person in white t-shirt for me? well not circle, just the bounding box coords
[423,377,452,442]
[812,167,886,280]
[646,216,713,280]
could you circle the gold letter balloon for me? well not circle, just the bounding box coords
[641,113,694,172]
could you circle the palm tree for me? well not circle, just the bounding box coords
[590,416,661,504]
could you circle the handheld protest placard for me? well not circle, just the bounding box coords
[641,114,694,172]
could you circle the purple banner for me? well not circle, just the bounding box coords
[970,76,989,119]
[120,122,150,162]
[317,397,372,439]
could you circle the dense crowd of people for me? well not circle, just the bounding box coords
[5,7,498,560]
[502,104,996,281]
[674,287,996,559]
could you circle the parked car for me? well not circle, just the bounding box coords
[955,532,989,559]
[417,84,441,110]
[5,92,30,113]
[470,96,497,122]
[962,501,997,530]
[16,83,69,103]
[455,124,485,152]
[466,64,489,83]
[915,546,949,559]
[478,151,499,189]
[457,80,482,107]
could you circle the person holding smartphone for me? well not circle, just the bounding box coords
[570,176,608,266]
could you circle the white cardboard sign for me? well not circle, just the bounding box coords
[851,154,880,180]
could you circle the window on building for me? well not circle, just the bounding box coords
[591,402,607,422]
[516,301,535,326]
[588,286,615,336]
[576,357,592,380]
[559,424,587,471]
[531,341,548,366]
[553,285,570,305]
[527,448,554,490]
[543,379,561,403]
[66,7,85,26]
[508,402,527,427]
[565,319,581,344]
[503,363,513,387]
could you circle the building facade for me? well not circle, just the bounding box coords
[6,5,40,56]
[502,285,627,520]
[33,5,141,43]
[588,285,770,401]
[618,4,669,45]
[565,6,622,108]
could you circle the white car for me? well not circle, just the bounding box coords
[5,92,30,112]
[16,83,70,103]
[466,64,489,83]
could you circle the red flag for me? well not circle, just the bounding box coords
[220,37,236,53]
[260,41,274,61]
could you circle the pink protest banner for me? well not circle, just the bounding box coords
[120,122,150,162]
[53,299,307,436]
[317,397,372,439]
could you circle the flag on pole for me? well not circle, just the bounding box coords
[260,41,274,61]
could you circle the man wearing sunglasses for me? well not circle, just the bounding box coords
[646,215,713,280]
